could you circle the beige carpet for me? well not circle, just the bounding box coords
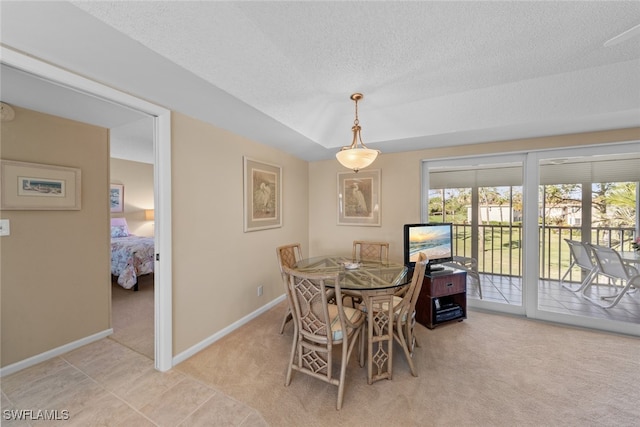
[109,274,154,359]
[176,303,640,427]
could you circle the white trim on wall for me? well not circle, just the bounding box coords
[172,295,285,366]
[0,329,113,377]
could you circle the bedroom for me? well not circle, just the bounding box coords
[110,153,155,360]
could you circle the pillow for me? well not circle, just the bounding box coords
[110,218,130,237]
[111,225,129,238]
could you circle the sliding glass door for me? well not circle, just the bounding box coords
[531,146,640,334]
[424,142,640,336]
[424,154,526,316]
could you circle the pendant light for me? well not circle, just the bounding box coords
[336,93,380,172]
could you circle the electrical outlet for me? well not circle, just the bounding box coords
[0,219,10,236]
[257,285,263,296]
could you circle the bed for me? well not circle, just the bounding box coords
[111,218,154,291]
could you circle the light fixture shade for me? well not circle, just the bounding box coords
[336,148,379,172]
[145,209,155,221]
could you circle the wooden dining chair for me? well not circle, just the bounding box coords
[393,253,428,376]
[583,244,639,308]
[276,243,303,334]
[364,253,427,377]
[347,241,391,307]
[352,240,389,263]
[283,266,365,410]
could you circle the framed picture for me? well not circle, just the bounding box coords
[110,184,124,213]
[0,159,81,210]
[243,157,282,232]
[337,169,380,226]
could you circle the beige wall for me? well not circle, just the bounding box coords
[2,103,637,368]
[171,112,309,354]
[1,106,111,367]
[110,158,154,237]
[308,128,640,264]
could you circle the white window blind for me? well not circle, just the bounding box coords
[429,157,640,189]
[429,166,522,189]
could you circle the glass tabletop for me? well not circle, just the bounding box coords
[292,256,409,291]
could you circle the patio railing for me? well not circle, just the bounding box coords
[453,224,636,281]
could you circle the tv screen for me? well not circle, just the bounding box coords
[404,223,453,271]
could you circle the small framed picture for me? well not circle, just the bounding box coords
[0,159,81,210]
[337,169,381,226]
[110,184,124,213]
[243,157,282,232]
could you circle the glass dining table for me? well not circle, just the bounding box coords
[293,255,410,384]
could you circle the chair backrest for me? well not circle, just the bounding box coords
[283,267,345,344]
[276,243,303,273]
[352,241,389,263]
[589,244,636,280]
[565,239,595,270]
[397,253,428,320]
[407,253,428,314]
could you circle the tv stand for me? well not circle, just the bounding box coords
[415,269,466,329]
[426,265,444,272]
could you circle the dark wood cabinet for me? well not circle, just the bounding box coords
[415,269,467,329]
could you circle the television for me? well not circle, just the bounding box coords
[403,223,454,272]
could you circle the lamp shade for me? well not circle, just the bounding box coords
[145,209,155,221]
[336,148,379,172]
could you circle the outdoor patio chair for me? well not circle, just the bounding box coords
[560,239,599,293]
[442,256,483,299]
[583,244,639,309]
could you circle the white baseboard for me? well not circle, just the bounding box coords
[173,295,285,366]
[0,329,113,377]
[2,296,286,376]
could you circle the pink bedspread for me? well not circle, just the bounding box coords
[111,235,154,289]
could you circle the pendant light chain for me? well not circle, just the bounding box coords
[353,96,359,127]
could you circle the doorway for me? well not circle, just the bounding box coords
[1,47,173,371]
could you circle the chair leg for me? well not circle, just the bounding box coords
[279,308,292,334]
[585,281,636,309]
[473,273,483,299]
[395,320,417,377]
[358,326,366,368]
[285,328,298,386]
[560,262,586,292]
[336,342,349,410]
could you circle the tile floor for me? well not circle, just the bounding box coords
[1,338,267,426]
[3,275,637,426]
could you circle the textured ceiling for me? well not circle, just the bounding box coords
[2,1,640,163]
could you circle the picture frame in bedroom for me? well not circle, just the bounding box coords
[110,183,124,213]
[337,169,381,226]
[243,156,282,232]
[0,159,82,210]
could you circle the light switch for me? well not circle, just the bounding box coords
[0,219,10,236]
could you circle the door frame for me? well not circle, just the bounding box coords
[1,47,173,371]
